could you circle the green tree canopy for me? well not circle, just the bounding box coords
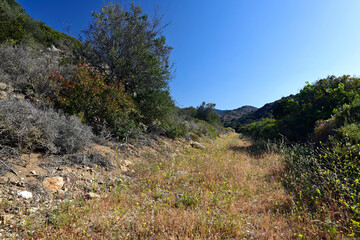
[78,1,173,95]
[196,102,220,124]
[77,1,175,125]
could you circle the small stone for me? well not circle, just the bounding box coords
[0,83,7,91]
[120,165,128,172]
[30,170,37,176]
[0,91,7,99]
[85,192,100,199]
[14,94,24,99]
[7,85,14,93]
[56,190,65,199]
[246,230,255,236]
[190,142,205,149]
[17,191,33,199]
[28,207,39,214]
[42,177,64,192]
[122,160,132,166]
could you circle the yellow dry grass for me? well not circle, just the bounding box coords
[23,133,319,239]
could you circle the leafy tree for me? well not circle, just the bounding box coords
[273,97,299,120]
[77,1,174,124]
[196,102,220,123]
[179,107,197,120]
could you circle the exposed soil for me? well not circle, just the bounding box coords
[0,135,190,239]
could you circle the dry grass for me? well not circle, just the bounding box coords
[20,133,349,239]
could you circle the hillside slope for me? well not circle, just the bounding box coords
[236,101,276,124]
[219,105,258,123]
[0,0,77,49]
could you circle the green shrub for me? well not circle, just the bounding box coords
[240,118,278,139]
[282,138,360,236]
[51,64,141,139]
[161,120,188,139]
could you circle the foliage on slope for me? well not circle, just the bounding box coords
[237,75,360,236]
[0,0,77,48]
[178,102,227,140]
[0,0,227,156]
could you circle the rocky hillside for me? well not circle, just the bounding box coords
[219,105,257,124]
[235,101,276,124]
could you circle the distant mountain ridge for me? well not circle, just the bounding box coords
[235,101,277,124]
[217,105,258,124]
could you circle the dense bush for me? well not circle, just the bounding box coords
[134,89,176,125]
[282,139,360,235]
[237,76,360,236]
[51,64,141,139]
[238,118,278,139]
[239,75,360,142]
[0,43,67,97]
[0,97,93,154]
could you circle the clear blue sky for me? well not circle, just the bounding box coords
[18,0,360,110]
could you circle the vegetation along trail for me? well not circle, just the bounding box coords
[24,133,313,239]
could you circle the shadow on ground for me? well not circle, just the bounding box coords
[229,144,268,158]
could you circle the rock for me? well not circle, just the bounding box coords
[14,94,24,99]
[0,91,7,99]
[190,142,205,149]
[7,85,14,93]
[28,207,39,214]
[122,160,133,166]
[42,177,64,192]
[176,171,188,175]
[56,190,65,199]
[85,192,100,199]
[246,230,255,236]
[120,165,129,172]
[48,45,60,52]
[0,83,7,91]
[17,191,33,199]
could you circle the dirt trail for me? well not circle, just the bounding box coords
[12,133,306,239]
